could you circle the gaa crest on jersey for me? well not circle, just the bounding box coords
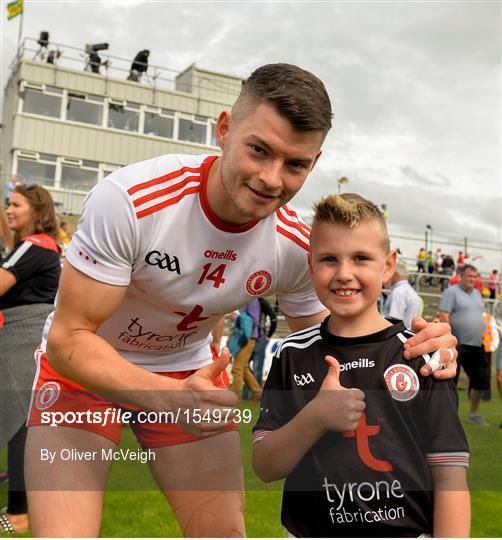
[245,269,272,296]
[384,364,419,402]
[36,381,61,410]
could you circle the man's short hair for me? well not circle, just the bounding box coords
[395,260,409,278]
[461,264,477,274]
[312,193,390,253]
[233,63,333,136]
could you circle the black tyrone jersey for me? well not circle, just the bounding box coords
[253,318,469,538]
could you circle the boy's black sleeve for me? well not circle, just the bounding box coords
[415,374,469,468]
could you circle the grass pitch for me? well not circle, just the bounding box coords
[1,390,501,537]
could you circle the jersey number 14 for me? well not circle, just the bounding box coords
[197,263,227,288]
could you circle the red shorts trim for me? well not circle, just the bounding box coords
[28,351,237,448]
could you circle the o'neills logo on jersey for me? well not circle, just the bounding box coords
[246,269,272,296]
[384,364,419,402]
[204,249,237,261]
[340,358,375,372]
[36,382,61,410]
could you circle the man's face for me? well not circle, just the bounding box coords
[460,269,477,291]
[213,102,324,224]
[308,220,396,324]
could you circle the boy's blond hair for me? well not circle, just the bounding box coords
[312,193,390,252]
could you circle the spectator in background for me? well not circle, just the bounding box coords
[441,254,455,292]
[488,269,499,300]
[439,264,489,426]
[58,220,71,257]
[457,251,465,271]
[495,303,502,428]
[481,311,499,402]
[434,248,443,274]
[426,250,435,285]
[230,299,263,401]
[0,184,61,533]
[450,271,484,293]
[416,247,426,273]
[384,259,422,328]
[59,221,71,245]
[250,297,277,386]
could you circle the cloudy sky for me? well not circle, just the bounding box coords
[1,0,500,243]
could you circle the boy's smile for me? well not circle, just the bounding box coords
[308,219,396,336]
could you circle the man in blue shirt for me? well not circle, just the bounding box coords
[439,264,488,426]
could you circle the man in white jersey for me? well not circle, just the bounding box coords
[25,63,457,537]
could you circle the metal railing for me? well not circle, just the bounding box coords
[9,37,243,98]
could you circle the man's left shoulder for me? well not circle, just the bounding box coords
[274,204,311,253]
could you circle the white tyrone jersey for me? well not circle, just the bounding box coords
[42,154,323,372]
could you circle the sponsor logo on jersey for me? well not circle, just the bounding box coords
[145,251,181,274]
[384,363,419,401]
[340,358,375,372]
[293,372,315,386]
[342,412,393,472]
[174,304,209,331]
[118,317,197,351]
[203,249,237,261]
[36,382,61,410]
[245,269,272,296]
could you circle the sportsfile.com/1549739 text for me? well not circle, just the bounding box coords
[40,407,253,427]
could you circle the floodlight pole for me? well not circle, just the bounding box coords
[337,176,349,194]
[426,224,433,253]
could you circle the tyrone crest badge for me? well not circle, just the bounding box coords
[384,364,419,402]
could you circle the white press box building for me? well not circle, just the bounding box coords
[1,37,244,214]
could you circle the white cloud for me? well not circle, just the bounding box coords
[1,0,500,242]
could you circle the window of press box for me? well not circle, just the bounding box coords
[107,102,139,132]
[144,111,174,138]
[209,122,217,147]
[178,117,207,145]
[67,94,103,126]
[16,158,57,187]
[60,165,98,192]
[22,87,62,118]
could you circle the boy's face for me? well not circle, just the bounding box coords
[308,219,396,322]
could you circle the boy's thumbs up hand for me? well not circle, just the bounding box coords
[309,355,365,432]
[321,355,344,390]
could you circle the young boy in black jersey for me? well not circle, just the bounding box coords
[252,193,470,538]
